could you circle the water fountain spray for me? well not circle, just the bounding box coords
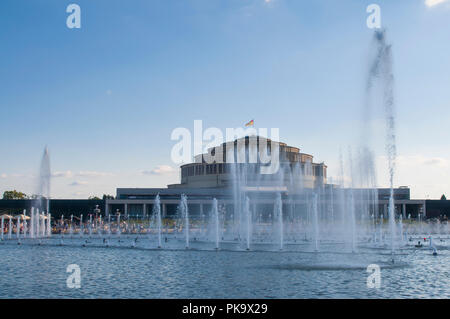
[179,194,189,249]
[80,214,84,238]
[363,30,398,253]
[212,198,220,250]
[1,216,4,240]
[245,196,251,251]
[117,213,121,237]
[89,214,93,238]
[47,213,51,237]
[37,147,51,215]
[154,194,162,248]
[30,208,34,239]
[312,193,319,252]
[70,215,73,238]
[8,216,12,239]
[16,215,21,240]
[275,193,283,250]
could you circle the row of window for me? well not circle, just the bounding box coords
[182,164,228,178]
[181,163,326,178]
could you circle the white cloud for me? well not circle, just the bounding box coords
[142,165,176,176]
[69,181,88,186]
[52,170,113,178]
[77,171,114,177]
[52,170,73,178]
[0,174,6,179]
[425,0,449,7]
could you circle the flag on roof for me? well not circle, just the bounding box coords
[245,119,254,127]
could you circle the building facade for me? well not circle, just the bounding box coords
[105,137,427,220]
[169,136,327,190]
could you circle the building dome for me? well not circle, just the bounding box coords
[169,136,327,190]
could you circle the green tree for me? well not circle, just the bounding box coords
[88,196,101,200]
[2,190,28,200]
[102,194,114,200]
[441,194,447,200]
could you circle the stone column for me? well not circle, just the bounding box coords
[143,203,147,218]
[402,204,406,219]
[124,203,128,218]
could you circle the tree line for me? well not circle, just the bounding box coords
[2,190,115,200]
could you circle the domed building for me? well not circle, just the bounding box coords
[169,136,327,190]
[104,136,425,220]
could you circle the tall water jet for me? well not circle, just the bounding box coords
[372,213,377,242]
[347,148,357,252]
[349,192,357,252]
[274,193,283,250]
[23,210,28,238]
[379,214,384,244]
[16,216,21,239]
[30,208,35,239]
[69,215,73,237]
[329,180,335,225]
[153,194,162,248]
[108,214,111,237]
[37,147,51,214]
[382,36,397,254]
[40,213,45,237]
[89,214,93,238]
[37,209,42,238]
[398,214,404,244]
[312,193,319,252]
[47,213,51,237]
[338,149,347,241]
[80,214,84,237]
[8,216,12,239]
[388,194,396,252]
[117,213,121,237]
[179,194,189,249]
[244,196,251,250]
[366,30,397,253]
[98,215,102,237]
[212,198,220,250]
[60,215,64,238]
[1,216,4,240]
[419,213,423,235]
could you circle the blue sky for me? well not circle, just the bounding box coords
[1,0,450,199]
